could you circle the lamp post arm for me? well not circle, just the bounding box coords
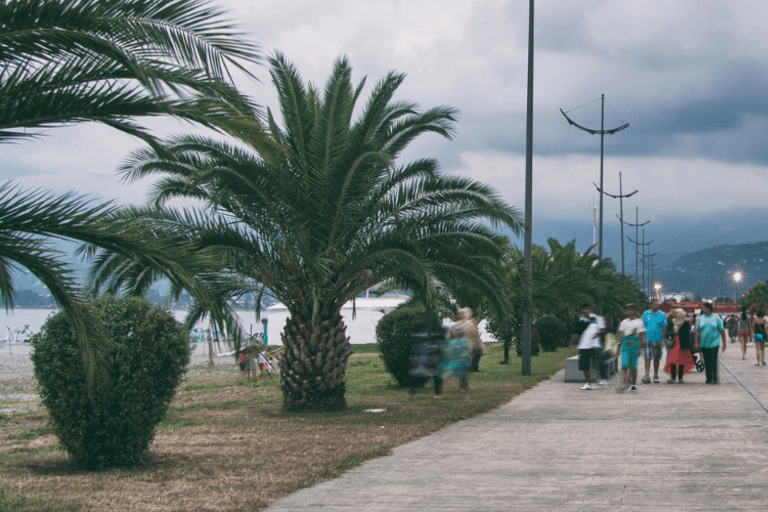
[560,109,629,135]
[594,183,639,199]
[627,236,654,246]
[619,215,650,227]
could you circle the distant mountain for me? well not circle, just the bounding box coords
[10,234,768,303]
[10,268,53,294]
[655,241,768,298]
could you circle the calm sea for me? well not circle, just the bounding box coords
[1,308,385,345]
[2,309,59,341]
[0,309,265,342]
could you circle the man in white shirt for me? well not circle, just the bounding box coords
[571,303,607,390]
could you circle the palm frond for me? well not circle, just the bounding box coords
[1,0,263,143]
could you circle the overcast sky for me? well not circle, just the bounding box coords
[5,0,768,268]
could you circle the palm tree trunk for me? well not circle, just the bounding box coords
[279,311,351,412]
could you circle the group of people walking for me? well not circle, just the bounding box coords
[576,300,734,391]
[725,307,768,365]
[409,307,486,399]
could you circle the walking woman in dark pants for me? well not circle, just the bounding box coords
[695,302,726,384]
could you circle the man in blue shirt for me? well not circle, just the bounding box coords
[641,300,667,383]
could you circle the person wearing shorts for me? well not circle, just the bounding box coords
[737,308,751,360]
[572,303,607,390]
[642,300,667,383]
[616,304,645,392]
[752,307,767,366]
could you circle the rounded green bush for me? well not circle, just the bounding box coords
[376,308,442,388]
[534,315,566,352]
[31,295,190,469]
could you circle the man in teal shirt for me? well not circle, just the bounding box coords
[641,300,667,383]
[695,302,726,384]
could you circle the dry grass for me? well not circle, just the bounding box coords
[0,344,575,511]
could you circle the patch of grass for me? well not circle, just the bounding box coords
[0,343,575,511]
[0,487,29,511]
[180,381,233,392]
[6,422,53,443]
[349,343,381,354]
[0,485,81,512]
[156,417,203,429]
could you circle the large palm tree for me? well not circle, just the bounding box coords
[0,0,263,144]
[94,53,523,411]
[0,0,263,391]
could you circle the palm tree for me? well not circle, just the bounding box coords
[93,53,523,411]
[0,184,210,390]
[0,0,263,144]
[0,0,263,391]
[487,239,644,361]
[742,280,768,311]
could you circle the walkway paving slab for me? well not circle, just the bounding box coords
[266,343,768,511]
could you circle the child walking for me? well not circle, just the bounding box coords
[616,304,646,393]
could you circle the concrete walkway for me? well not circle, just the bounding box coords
[266,342,768,511]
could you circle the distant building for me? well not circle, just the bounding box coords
[660,300,739,315]
[661,292,693,303]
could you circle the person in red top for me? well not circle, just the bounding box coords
[664,309,695,383]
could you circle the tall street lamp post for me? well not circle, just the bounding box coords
[560,96,629,261]
[521,0,535,376]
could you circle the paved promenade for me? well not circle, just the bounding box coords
[267,342,768,511]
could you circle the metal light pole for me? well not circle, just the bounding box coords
[623,206,650,284]
[561,96,629,261]
[595,171,638,274]
[643,252,659,299]
[628,228,653,296]
[521,0,534,376]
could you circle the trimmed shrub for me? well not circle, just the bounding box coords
[376,308,442,388]
[535,315,566,352]
[31,295,190,469]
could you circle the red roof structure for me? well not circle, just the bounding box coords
[660,301,739,314]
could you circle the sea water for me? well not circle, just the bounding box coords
[2,304,494,346]
[1,307,388,345]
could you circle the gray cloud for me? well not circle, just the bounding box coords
[5,0,768,262]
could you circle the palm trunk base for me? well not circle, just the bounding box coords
[279,312,351,412]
